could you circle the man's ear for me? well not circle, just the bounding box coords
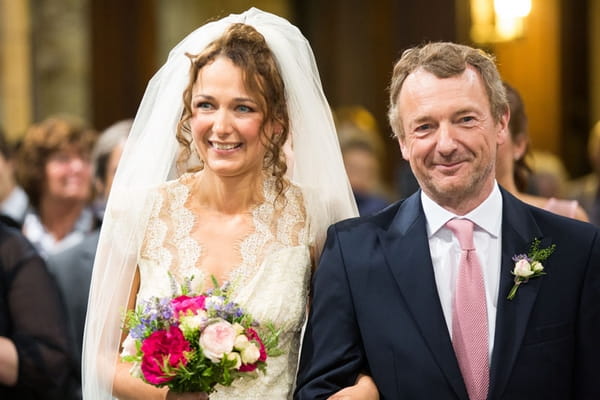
[398,137,410,161]
[496,108,510,146]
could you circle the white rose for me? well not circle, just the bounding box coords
[234,334,250,351]
[189,275,204,294]
[180,311,208,331]
[513,259,534,278]
[199,320,236,362]
[240,342,260,364]
[232,323,245,335]
[121,334,137,357]
[225,352,242,370]
[531,261,544,273]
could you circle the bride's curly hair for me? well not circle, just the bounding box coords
[177,23,289,197]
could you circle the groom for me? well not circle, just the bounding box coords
[295,42,600,400]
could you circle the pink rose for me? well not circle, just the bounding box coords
[171,295,206,316]
[140,326,190,385]
[239,328,267,372]
[199,320,236,362]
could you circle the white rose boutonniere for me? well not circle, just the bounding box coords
[507,238,556,300]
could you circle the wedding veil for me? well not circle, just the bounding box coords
[82,8,357,399]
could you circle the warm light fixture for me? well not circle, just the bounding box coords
[470,0,532,43]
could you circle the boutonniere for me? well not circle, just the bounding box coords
[507,238,556,300]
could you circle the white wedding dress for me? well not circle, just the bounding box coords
[134,172,312,400]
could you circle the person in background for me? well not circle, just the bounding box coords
[341,139,390,215]
[46,119,132,399]
[16,115,99,258]
[335,106,392,215]
[89,119,133,220]
[568,120,600,225]
[0,220,74,399]
[495,82,588,221]
[0,128,29,228]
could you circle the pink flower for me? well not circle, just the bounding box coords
[171,295,206,316]
[239,328,267,372]
[140,326,190,385]
[199,320,236,362]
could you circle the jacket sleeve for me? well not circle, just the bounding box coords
[294,224,366,399]
[574,227,600,399]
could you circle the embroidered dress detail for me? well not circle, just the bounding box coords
[135,172,312,399]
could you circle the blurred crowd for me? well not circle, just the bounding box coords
[0,116,131,399]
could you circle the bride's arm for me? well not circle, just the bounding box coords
[112,268,162,400]
[328,373,379,400]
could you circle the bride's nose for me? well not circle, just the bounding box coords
[212,109,233,136]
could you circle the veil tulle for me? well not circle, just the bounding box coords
[82,8,357,399]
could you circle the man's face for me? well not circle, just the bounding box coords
[396,66,508,214]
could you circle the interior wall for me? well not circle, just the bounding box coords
[492,0,561,155]
[32,0,92,124]
[155,0,292,65]
[591,0,600,125]
[296,0,457,193]
[0,0,32,140]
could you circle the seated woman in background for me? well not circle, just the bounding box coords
[495,82,588,221]
[16,115,99,258]
[0,220,74,399]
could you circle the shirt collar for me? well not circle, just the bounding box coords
[421,182,503,238]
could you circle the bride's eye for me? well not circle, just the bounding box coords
[236,104,254,113]
[195,101,214,110]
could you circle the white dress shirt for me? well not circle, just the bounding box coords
[422,183,503,358]
[22,207,96,259]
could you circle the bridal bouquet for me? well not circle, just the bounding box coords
[121,277,281,393]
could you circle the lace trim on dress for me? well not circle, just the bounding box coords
[140,172,309,294]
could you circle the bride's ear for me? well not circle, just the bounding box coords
[272,122,284,136]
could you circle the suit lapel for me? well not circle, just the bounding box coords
[488,190,545,399]
[378,192,468,400]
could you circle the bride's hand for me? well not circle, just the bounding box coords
[165,390,209,400]
[327,373,379,400]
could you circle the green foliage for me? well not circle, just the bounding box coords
[528,238,556,262]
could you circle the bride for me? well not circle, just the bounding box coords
[82,8,378,400]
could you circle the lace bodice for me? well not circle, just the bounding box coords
[135,173,312,399]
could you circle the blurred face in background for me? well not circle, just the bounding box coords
[44,145,92,203]
[0,154,15,202]
[343,146,380,194]
[103,141,124,200]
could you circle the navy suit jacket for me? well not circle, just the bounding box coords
[295,188,600,399]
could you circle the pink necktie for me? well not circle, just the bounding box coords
[446,219,489,400]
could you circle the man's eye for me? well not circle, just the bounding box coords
[414,124,432,134]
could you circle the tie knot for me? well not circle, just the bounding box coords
[446,218,475,251]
